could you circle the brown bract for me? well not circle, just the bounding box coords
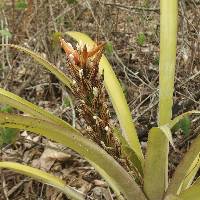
[60,38,124,164]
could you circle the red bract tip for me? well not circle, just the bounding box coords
[88,43,105,58]
[60,38,79,64]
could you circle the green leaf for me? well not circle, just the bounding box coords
[172,116,191,136]
[0,105,18,146]
[178,180,200,200]
[0,112,147,200]
[164,194,182,200]
[193,177,200,185]
[63,97,71,108]
[15,0,28,10]
[0,88,72,130]
[90,161,126,200]
[156,1,178,199]
[180,156,200,191]
[0,162,85,200]
[0,29,12,38]
[159,125,175,149]
[180,117,191,136]
[169,110,200,129]
[169,110,200,188]
[1,44,72,89]
[144,127,172,200]
[136,33,145,46]
[51,31,63,49]
[159,1,178,124]
[1,105,13,113]
[65,31,144,165]
[105,42,114,55]
[165,133,200,196]
[0,128,18,145]
[113,128,143,177]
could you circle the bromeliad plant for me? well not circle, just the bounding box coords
[0,1,200,200]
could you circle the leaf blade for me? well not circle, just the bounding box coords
[156,1,178,198]
[179,181,200,200]
[144,127,170,200]
[180,156,200,191]
[166,110,200,192]
[0,112,146,200]
[113,127,143,177]
[0,162,85,200]
[169,110,200,129]
[0,88,73,130]
[164,195,182,200]
[165,133,200,196]
[1,44,72,89]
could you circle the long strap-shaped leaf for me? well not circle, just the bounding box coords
[159,0,178,126]
[1,44,72,89]
[164,195,182,200]
[145,112,200,199]
[0,88,76,132]
[168,110,200,191]
[0,162,85,200]
[66,31,144,164]
[169,110,200,129]
[0,112,146,200]
[180,156,200,191]
[165,133,200,196]
[90,161,125,200]
[150,0,178,199]
[144,126,174,199]
[178,180,200,200]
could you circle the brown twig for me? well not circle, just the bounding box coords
[104,3,159,12]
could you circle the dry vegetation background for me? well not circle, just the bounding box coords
[0,0,200,199]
